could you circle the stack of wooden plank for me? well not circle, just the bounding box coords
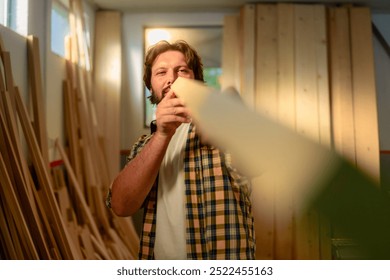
[0,16,138,260]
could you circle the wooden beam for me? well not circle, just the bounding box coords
[27,36,49,168]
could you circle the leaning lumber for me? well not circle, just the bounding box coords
[27,35,49,168]
[14,86,80,259]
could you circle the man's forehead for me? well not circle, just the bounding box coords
[153,50,187,66]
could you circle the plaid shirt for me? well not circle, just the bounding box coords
[121,124,255,259]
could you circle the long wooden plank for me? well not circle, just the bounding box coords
[0,185,19,259]
[0,108,51,259]
[27,36,49,168]
[1,52,31,189]
[315,6,331,148]
[294,5,320,142]
[63,79,84,209]
[253,3,278,260]
[328,7,356,163]
[313,4,332,261]
[277,3,295,128]
[239,4,256,108]
[274,3,295,260]
[294,4,321,260]
[350,7,380,181]
[0,151,39,259]
[256,4,278,117]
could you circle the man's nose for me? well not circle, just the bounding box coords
[167,69,178,84]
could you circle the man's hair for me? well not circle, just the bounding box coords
[143,40,205,93]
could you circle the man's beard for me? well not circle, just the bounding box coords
[148,87,170,105]
[148,92,160,105]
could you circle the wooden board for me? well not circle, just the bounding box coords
[293,4,322,260]
[253,3,278,260]
[239,4,256,108]
[0,150,38,258]
[0,197,18,259]
[0,107,51,259]
[328,7,356,163]
[350,7,380,181]
[221,15,240,92]
[274,3,295,260]
[27,36,49,168]
[277,3,295,129]
[314,6,331,148]
[256,4,278,117]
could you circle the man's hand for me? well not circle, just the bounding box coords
[155,89,190,139]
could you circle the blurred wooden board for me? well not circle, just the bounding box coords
[172,77,390,259]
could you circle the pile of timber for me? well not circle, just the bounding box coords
[0,34,138,259]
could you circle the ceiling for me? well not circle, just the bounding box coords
[89,0,390,13]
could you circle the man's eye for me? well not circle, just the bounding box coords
[178,69,189,73]
[156,71,166,75]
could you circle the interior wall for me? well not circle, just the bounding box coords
[120,12,232,150]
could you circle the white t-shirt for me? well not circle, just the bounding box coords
[154,123,190,259]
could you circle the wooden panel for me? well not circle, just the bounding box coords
[277,3,295,129]
[274,3,295,260]
[0,108,51,259]
[256,4,278,118]
[294,4,321,260]
[221,15,240,92]
[314,6,331,148]
[328,7,356,162]
[350,7,380,181]
[294,5,320,142]
[239,4,256,108]
[27,36,49,167]
[313,5,332,260]
[253,4,278,260]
